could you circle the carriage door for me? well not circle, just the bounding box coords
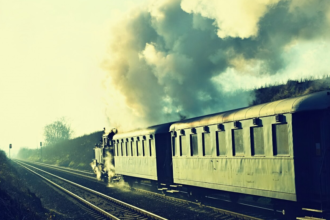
[312,111,330,204]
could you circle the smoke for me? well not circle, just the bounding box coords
[90,152,115,183]
[181,0,281,39]
[103,152,115,183]
[90,160,102,180]
[103,152,130,189]
[102,0,330,130]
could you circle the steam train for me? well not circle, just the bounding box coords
[93,90,330,217]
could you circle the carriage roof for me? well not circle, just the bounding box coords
[112,122,173,140]
[170,90,330,131]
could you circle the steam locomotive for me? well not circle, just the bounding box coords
[93,90,330,217]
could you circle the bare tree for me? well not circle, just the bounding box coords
[44,118,73,146]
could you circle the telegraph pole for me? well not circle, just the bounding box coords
[40,142,42,162]
[9,144,12,159]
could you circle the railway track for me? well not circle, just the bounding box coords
[15,160,167,220]
[16,160,275,219]
[128,185,267,220]
[17,159,96,180]
[26,160,94,175]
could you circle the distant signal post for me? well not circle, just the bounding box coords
[40,142,42,162]
[9,143,12,159]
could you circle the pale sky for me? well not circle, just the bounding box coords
[2,0,330,157]
[0,0,148,155]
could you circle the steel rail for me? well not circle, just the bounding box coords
[15,160,264,219]
[132,187,264,220]
[16,160,167,220]
[15,159,96,181]
[15,161,119,220]
[22,160,94,175]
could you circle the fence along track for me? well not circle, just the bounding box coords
[16,161,167,220]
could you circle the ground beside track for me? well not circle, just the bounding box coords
[13,162,97,220]
[0,151,77,220]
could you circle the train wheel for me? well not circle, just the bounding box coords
[102,173,109,183]
[124,176,134,189]
[187,187,204,204]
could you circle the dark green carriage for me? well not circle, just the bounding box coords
[112,123,173,183]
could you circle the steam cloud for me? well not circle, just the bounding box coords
[103,0,330,130]
[90,160,102,180]
[103,152,115,182]
[90,152,115,182]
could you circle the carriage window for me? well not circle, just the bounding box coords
[114,142,118,156]
[232,129,244,156]
[203,132,212,156]
[251,127,264,156]
[149,139,153,156]
[138,140,143,156]
[121,142,125,156]
[136,140,139,156]
[132,141,136,156]
[273,124,289,155]
[118,142,122,156]
[180,135,188,156]
[216,131,226,156]
[172,136,176,156]
[190,134,198,156]
[125,141,130,156]
[142,140,147,156]
[130,141,133,156]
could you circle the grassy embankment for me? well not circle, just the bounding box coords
[0,150,53,219]
[17,131,103,171]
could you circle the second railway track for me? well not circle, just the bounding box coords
[16,160,279,219]
[15,160,167,220]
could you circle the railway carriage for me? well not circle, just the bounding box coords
[111,123,173,184]
[169,90,330,209]
[95,90,330,215]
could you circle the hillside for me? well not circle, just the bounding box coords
[251,77,330,106]
[17,131,103,171]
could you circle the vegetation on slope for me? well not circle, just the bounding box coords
[251,76,330,105]
[17,131,103,171]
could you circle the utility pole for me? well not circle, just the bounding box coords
[40,142,42,162]
[9,144,12,159]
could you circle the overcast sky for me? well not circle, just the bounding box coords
[0,0,148,155]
